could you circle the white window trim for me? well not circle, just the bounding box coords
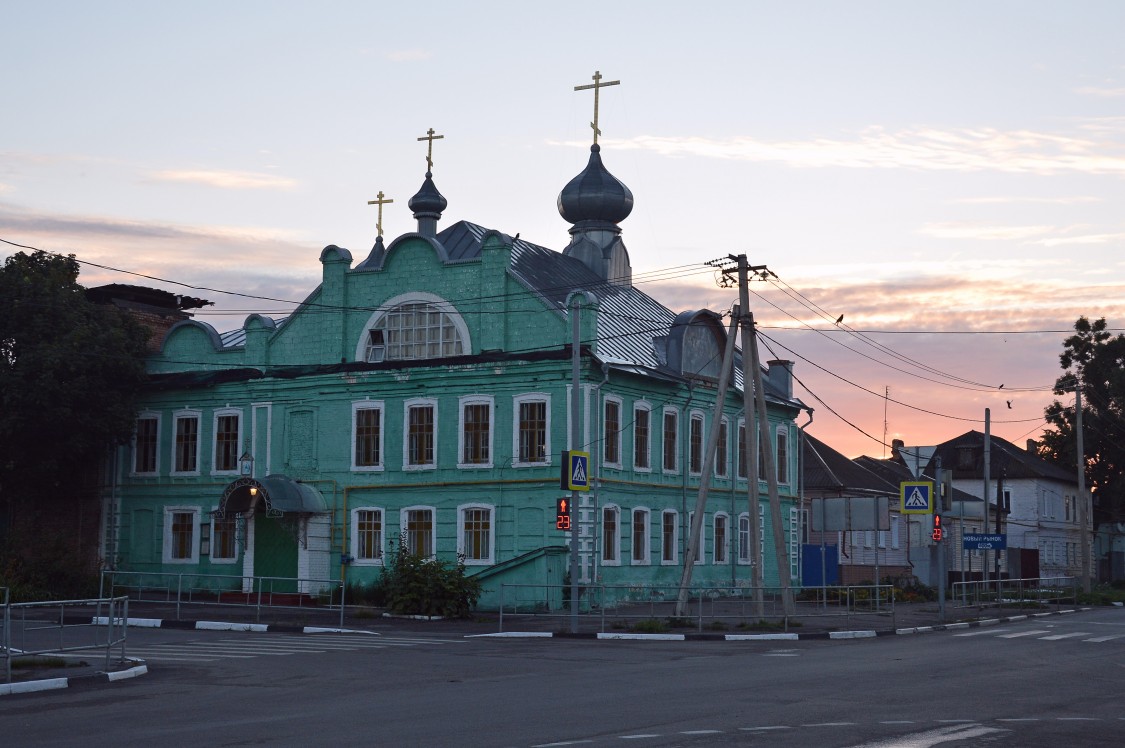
[776,425,791,486]
[354,291,472,362]
[512,393,552,467]
[661,509,679,565]
[736,418,748,482]
[170,409,201,477]
[602,395,624,470]
[457,395,494,470]
[457,503,495,565]
[210,407,243,476]
[132,411,161,476]
[403,397,438,471]
[737,512,751,565]
[714,416,729,479]
[400,505,437,558]
[163,506,199,564]
[662,406,680,475]
[631,507,651,566]
[633,401,652,473]
[601,504,621,566]
[688,409,706,477]
[713,511,730,565]
[351,400,386,472]
[209,512,239,564]
[351,507,386,566]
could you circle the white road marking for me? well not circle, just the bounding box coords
[1083,635,1125,642]
[998,630,1050,638]
[953,629,1008,637]
[1038,632,1092,640]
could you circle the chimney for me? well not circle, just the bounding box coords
[1027,438,1037,453]
[892,438,905,460]
[766,359,794,399]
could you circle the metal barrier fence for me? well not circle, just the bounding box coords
[950,576,1078,610]
[497,583,897,634]
[100,570,346,628]
[3,595,129,684]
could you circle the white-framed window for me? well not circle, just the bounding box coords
[601,504,621,565]
[603,396,623,468]
[776,426,790,485]
[513,393,550,466]
[172,410,201,475]
[688,411,704,475]
[403,398,437,470]
[714,512,729,565]
[891,515,901,549]
[789,507,801,581]
[714,417,728,478]
[212,408,242,475]
[210,514,238,563]
[401,506,436,558]
[736,419,748,480]
[661,509,679,565]
[351,507,384,564]
[878,530,887,549]
[458,395,494,469]
[631,507,650,565]
[864,530,873,548]
[133,411,160,475]
[163,506,199,563]
[356,292,470,362]
[688,511,704,564]
[633,402,652,472]
[458,504,494,565]
[738,507,765,565]
[662,407,679,474]
[352,400,385,471]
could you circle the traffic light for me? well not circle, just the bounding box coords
[939,469,953,512]
[931,514,944,542]
[555,497,572,530]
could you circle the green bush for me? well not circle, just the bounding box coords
[632,618,668,633]
[380,534,482,618]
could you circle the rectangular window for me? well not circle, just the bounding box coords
[689,512,703,563]
[355,509,383,561]
[461,401,491,466]
[663,410,678,472]
[689,414,704,475]
[776,428,790,484]
[738,513,751,564]
[633,406,651,470]
[714,514,728,564]
[714,419,728,478]
[407,403,435,467]
[212,516,237,561]
[737,422,747,479]
[163,507,198,563]
[134,415,158,474]
[603,399,621,465]
[460,506,492,564]
[173,413,199,473]
[661,510,678,564]
[602,506,619,564]
[517,398,548,464]
[631,508,649,564]
[354,404,383,469]
[214,412,240,472]
[404,508,434,557]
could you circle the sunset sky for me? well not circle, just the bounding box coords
[4,1,1124,458]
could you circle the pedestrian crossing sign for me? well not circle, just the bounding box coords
[900,481,934,514]
[561,450,590,491]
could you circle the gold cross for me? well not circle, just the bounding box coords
[417,127,444,171]
[574,70,620,144]
[367,191,394,238]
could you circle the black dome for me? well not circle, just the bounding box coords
[557,144,633,225]
[408,171,448,216]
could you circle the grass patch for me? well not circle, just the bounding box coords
[11,656,83,670]
[632,618,669,633]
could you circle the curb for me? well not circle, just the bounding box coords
[0,660,148,697]
[85,616,375,636]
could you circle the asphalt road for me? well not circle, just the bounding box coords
[2,608,1123,747]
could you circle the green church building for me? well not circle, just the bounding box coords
[105,124,807,609]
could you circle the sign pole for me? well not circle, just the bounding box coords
[935,455,945,623]
[568,293,584,634]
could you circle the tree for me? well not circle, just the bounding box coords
[1039,316,1125,525]
[0,251,149,591]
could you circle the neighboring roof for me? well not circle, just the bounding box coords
[931,431,1074,484]
[802,432,898,496]
[854,455,983,504]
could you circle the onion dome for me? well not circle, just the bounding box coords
[557,144,633,226]
[408,171,447,237]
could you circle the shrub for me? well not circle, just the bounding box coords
[632,618,668,633]
[380,534,482,618]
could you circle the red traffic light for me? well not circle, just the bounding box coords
[931,514,943,542]
[556,497,572,530]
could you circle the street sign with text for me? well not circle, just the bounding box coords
[963,533,1007,550]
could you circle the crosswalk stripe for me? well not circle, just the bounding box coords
[953,629,1008,637]
[1038,632,1091,640]
[998,630,1051,638]
[1083,635,1125,642]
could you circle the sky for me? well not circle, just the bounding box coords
[3,1,1124,459]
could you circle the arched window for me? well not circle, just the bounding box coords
[357,293,470,362]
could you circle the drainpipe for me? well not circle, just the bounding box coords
[797,407,814,589]
[681,381,696,564]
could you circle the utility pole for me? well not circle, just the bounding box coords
[737,269,764,616]
[566,291,591,634]
[983,410,991,588]
[1076,380,1091,593]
